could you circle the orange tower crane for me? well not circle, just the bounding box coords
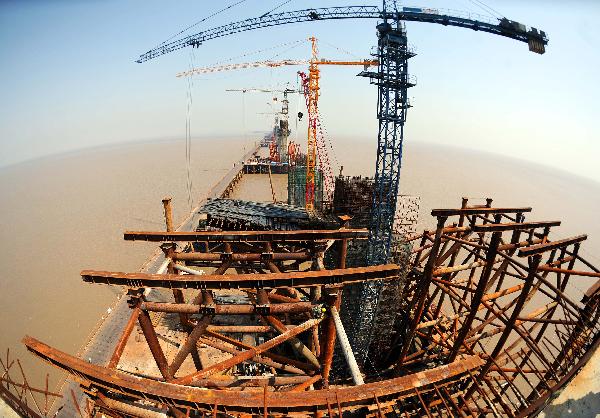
[177,40,377,211]
[299,37,377,210]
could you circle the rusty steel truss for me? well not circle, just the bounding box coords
[19,198,600,417]
[0,348,63,418]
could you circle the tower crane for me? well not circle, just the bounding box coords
[176,60,309,77]
[178,40,377,211]
[300,36,377,210]
[137,2,548,363]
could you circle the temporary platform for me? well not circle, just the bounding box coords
[199,198,334,231]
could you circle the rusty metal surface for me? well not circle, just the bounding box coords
[124,228,368,242]
[81,264,400,289]
[23,336,483,411]
[389,200,600,417]
[430,206,532,217]
[140,301,317,315]
[471,220,561,232]
[173,250,311,262]
[518,234,588,257]
[0,349,62,418]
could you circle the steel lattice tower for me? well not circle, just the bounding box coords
[349,17,416,363]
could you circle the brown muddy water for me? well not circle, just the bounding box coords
[1,137,599,393]
[0,137,254,389]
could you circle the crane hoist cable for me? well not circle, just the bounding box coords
[468,0,504,18]
[316,109,340,176]
[209,40,305,68]
[260,0,294,18]
[267,164,277,203]
[295,74,302,145]
[319,39,362,60]
[153,0,248,50]
[184,50,195,212]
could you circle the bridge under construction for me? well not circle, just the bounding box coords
[2,2,600,418]
[8,153,600,416]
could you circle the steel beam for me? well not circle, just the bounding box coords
[23,336,483,412]
[168,316,212,377]
[448,230,502,361]
[124,229,368,243]
[431,207,532,217]
[107,307,140,369]
[472,220,560,233]
[137,309,172,380]
[141,301,316,315]
[173,251,311,262]
[518,235,588,257]
[81,264,400,290]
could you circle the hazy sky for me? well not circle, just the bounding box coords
[1,1,599,182]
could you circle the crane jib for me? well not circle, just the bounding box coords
[135,6,548,63]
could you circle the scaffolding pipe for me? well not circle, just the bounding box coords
[156,258,171,275]
[173,264,205,275]
[330,306,364,385]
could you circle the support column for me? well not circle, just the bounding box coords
[394,215,446,371]
[161,198,188,327]
[448,229,502,361]
[138,307,172,380]
[168,316,212,377]
[161,243,189,327]
[467,254,542,399]
[331,306,364,385]
[107,307,140,369]
[162,197,174,232]
[320,290,341,387]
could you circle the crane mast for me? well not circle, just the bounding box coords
[341,18,417,361]
[299,38,377,209]
[298,70,333,205]
[304,37,319,212]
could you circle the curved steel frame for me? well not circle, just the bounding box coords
[22,198,600,417]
